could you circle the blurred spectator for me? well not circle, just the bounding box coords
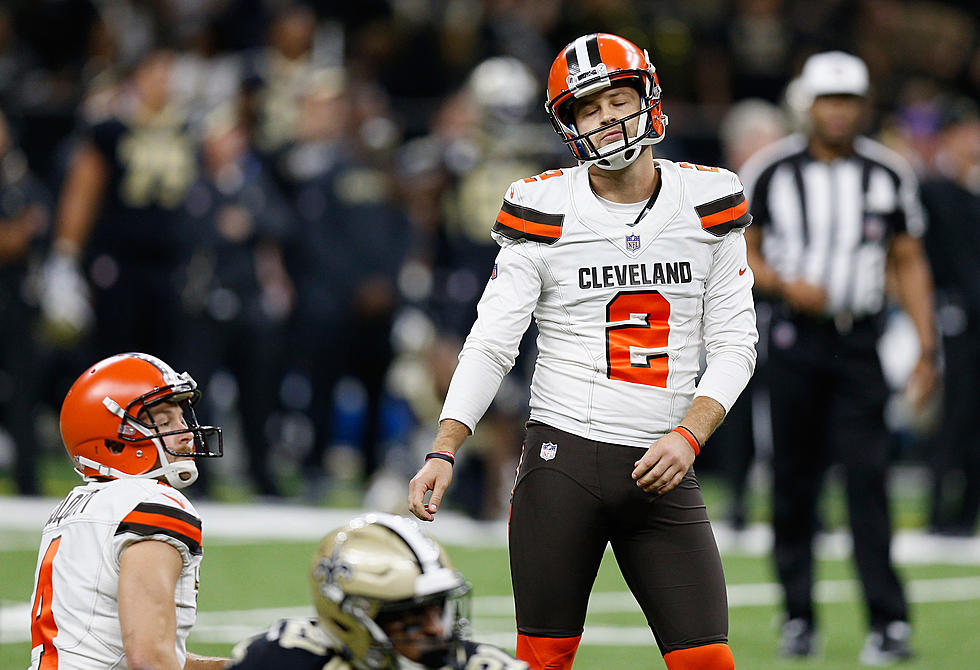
[878,77,946,175]
[244,4,337,160]
[719,98,790,171]
[0,107,50,495]
[1,0,978,507]
[175,106,295,498]
[278,70,412,498]
[720,0,801,104]
[741,51,935,663]
[40,47,197,364]
[2,1,109,185]
[920,97,980,536]
[704,97,789,529]
[419,56,562,518]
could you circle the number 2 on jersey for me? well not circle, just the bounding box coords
[605,291,671,387]
[31,537,62,669]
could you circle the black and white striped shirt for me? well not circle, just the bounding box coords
[740,134,925,319]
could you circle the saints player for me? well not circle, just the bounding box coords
[41,47,197,361]
[28,353,225,669]
[226,513,528,670]
[409,33,756,670]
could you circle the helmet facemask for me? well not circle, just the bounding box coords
[341,587,472,670]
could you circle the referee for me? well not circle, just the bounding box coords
[740,52,937,665]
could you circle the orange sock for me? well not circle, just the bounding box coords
[516,633,582,670]
[664,643,735,670]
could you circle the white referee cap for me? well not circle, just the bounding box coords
[800,51,869,98]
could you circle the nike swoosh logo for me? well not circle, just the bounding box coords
[162,493,186,509]
[738,267,747,276]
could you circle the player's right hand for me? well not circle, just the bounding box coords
[408,460,454,522]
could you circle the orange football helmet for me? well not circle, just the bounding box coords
[545,33,668,170]
[60,352,222,489]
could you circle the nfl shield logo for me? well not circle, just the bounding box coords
[626,234,641,251]
[491,263,498,280]
[540,442,558,461]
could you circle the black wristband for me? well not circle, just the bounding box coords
[425,451,455,466]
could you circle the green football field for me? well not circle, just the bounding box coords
[4,520,980,669]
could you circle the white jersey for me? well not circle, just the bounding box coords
[440,159,758,448]
[28,479,203,669]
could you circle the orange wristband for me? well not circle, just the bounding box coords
[672,425,701,456]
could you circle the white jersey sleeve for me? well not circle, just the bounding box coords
[439,184,543,433]
[696,227,757,412]
[29,479,202,670]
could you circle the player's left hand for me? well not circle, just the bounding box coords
[632,432,697,495]
[408,459,454,522]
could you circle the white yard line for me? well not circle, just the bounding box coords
[5,576,980,646]
[3,497,979,564]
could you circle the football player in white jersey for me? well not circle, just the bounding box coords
[28,353,227,670]
[408,34,757,670]
[226,513,528,670]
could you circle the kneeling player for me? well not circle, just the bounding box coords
[226,513,528,670]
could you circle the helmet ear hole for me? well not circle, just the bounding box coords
[105,439,126,454]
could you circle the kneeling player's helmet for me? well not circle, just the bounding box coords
[311,513,471,670]
[60,352,222,489]
[546,33,668,170]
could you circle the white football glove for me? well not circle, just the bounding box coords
[40,249,93,342]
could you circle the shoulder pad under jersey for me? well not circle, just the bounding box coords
[491,171,567,245]
[114,481,202,556]
[677,161,753,237]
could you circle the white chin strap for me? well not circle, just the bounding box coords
[591,138,645,170]
[75,456,199,489]
[579,108,668,171]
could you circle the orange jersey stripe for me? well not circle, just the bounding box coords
[700,198,748,229]
[496,209,562,239]
[121,510,202,546]
[31,536,62,670]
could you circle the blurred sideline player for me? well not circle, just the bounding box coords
[226,513,527,670]
[278,70,412,493]
[28,353,226,669]
[428,56,563,518]
[409,33,756,670]
[175,106,295,498]
[0,107,51,496]
[40,48,196,362]
[702,98,788,529]
[921,100,980,536]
